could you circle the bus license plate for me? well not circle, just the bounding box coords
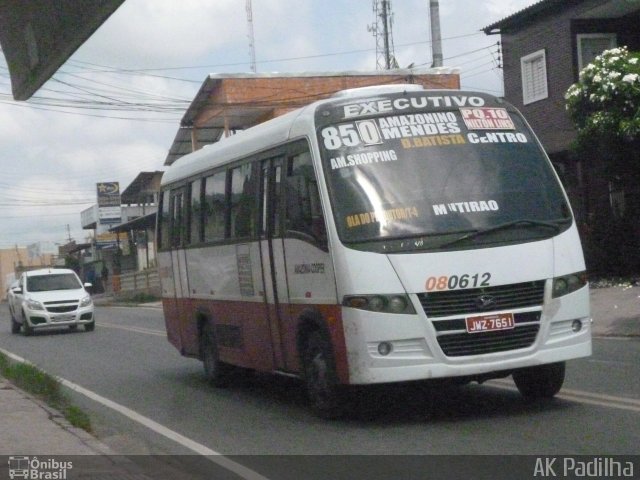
[465,313,514,333]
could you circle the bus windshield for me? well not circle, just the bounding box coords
[318,105,571,252]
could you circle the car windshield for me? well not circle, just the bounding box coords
[27,273,82,292]
[317,96,571,252]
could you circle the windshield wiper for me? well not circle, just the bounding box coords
[439,218,567,248]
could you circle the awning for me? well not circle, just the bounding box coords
[109,212,156,233]
[0,0,125,100]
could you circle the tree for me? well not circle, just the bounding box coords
[565,46,640,275]
[565,46,640,143]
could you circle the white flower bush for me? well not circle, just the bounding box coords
[566,46,640,140]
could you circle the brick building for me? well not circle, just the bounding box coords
[165,69,460,165]
[0,247,54,300]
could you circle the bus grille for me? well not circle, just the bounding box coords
[417,280,545,318]
[434,312,541,357]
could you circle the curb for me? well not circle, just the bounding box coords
[0,377,116,456]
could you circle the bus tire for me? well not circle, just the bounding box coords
[513,362,565,399]
[201,322,231,387]
[303,330,345,419]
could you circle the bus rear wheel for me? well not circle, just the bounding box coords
[513,362,565,399]
[201,322,232,387]
[303,330,345,419]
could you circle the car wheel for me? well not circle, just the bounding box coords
[84,321,95,332]
[513,362,565,399]
[69,325,78,332]
[200,322,232,387]
[10,316,20,334]
[22,312,33,337]
[302,330,345,419]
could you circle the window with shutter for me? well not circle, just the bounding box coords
[521,50,548,105]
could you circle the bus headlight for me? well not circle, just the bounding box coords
[552,271,587,298]
[388,295,409,313]
[343,294,415,314]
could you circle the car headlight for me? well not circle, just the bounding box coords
[80,295,93,308]
[26,298,44,310]
[343,294,415,314]
[552,271,587,298]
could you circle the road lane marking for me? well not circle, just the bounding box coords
[488,379,640,413]
[555,392,640,413]
[96,322,165,337]
[0,347,270,480]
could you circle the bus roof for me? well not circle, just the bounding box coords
[161,86,503,187]
[161,105,314,187]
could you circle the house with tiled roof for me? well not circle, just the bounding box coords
[484,0,640,274]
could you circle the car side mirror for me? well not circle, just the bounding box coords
[84,282,93,289]
[11,287,22,295]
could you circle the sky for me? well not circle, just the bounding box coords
[0,0,535,252]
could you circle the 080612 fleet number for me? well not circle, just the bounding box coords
[425,273,491,291]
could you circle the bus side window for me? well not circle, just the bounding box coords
[203,171,226,242]
[190,178,203,244]
[230,163,256,238]
[170,189,187,248]
[159,190,171,250]
[285,151,326,245]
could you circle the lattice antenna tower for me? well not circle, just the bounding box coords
[246,0,257,73]
[368,0,399,70]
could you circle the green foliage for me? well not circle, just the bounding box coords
[121,292,159,304]
[565,47,640,276]
[0,352,92,433]
[63,404,92,431]
[565,46,640,142]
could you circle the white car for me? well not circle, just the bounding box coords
[7,280,21,320]
[11,268,94,335]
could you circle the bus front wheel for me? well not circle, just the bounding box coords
[201,322,232,387]
[513,362,565,399]
[303,330,345,419]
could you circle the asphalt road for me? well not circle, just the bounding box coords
[1,303,638,459]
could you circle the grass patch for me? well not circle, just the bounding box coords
[119,292,160,304]
[0,351,92,433]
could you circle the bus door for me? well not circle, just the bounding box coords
[259,156,292,371]
[168,187,191,352]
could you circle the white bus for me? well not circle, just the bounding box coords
[158,84,591,417]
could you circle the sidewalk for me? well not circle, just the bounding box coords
[589,284,640,337]
[0,377,153,478]
[91,293,162,309]
[1,285,638,469]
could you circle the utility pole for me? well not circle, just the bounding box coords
[429,0,443,67]
[246,0,257,73]
[14,244,23,271]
